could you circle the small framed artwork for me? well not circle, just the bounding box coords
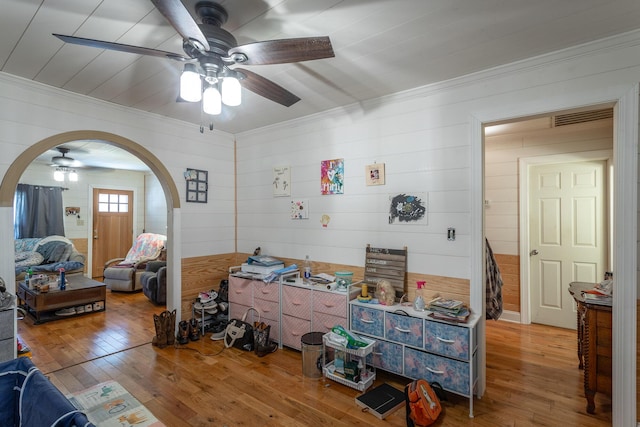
[321,158,344,195]
[273,165,291,197]
[185,168,208,203]
[291,199,309,219]
[365,163,385,186]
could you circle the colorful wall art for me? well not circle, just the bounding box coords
[291,199,309,219]
[321,158,344,195]
[388,193,427,224]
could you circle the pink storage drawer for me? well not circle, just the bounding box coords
[282,285,311,320]
[313,311,346,334]
[281,315,311,350]
[254,298,280,322]
[312,291,346,317]
[254,282,279,302]
[228,276,253,306]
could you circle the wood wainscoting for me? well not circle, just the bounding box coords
[494,253,520,313]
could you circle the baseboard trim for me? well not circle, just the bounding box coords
[496,310,521,324]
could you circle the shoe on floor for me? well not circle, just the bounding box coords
[198,290,218,304]
[55,307,76,316]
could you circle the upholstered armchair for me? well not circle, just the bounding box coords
[140,261,167,305]
[103,233,166,292]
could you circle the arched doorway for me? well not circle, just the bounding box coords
[0,130,183,324]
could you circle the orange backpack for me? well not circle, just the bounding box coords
[405,379,443,426]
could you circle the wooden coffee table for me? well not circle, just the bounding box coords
[17,275,106,324]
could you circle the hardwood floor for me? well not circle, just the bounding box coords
[17,292,612,426]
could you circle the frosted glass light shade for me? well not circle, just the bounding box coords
[221,77,241,106]
[203,85,222,115]
[69,170,78,182]
[53,170,64,182]
[180,64,202,102]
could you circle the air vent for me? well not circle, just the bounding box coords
[553,109,613,127]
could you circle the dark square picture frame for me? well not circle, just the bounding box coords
[185,168,208,203]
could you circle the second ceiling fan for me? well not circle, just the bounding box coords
[53,0,334,119]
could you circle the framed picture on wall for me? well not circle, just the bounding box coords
[365,163,385,186]
[185,168,208,203]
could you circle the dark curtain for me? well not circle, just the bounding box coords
[14,184,65,239]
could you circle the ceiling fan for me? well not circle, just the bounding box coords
[52,0,335,127]
[51,147,78,168]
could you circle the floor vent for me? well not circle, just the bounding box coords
[554,108,613,127]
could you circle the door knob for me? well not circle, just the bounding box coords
[530,249,539,256]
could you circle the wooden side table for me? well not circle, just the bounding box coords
[568,282,612,414]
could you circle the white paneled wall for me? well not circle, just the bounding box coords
[144,173,167,235]
[235,31,638,284]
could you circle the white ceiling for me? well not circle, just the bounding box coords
[3,0,640,169]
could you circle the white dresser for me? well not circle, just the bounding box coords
[349,300,480,417]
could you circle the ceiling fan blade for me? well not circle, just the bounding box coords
[236,68,300,107]
[53,34,189,61]
[151,0,210,52]
[229,37,334,65]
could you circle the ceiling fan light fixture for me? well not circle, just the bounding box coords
[69,170,79,182]
[203,84,222,115]
[221,76,241,106]
[180,63,202,102]
[53,169,65,182]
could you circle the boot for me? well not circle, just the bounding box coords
[189,318,200,341]
[177,320,190,345]
[166,309,177,346]
[152,312,167,348]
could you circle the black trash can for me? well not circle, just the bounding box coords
[301,332,324,378]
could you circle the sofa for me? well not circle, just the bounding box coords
[15,236,85,281]
[0,357,94,427]
[140,261,167,304]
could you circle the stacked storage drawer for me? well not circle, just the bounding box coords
[228,276,254,321]
[0,308,14,362]
[281,285,312,350]
[350,300,478,416]
[312,290,348,333]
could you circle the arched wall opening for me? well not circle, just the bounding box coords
[0,130,182,319]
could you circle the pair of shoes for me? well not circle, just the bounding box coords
[194,300,219,315]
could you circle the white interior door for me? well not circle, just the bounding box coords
[529,160,607,329]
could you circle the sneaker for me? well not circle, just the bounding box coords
[198,290,218,304]
[55,307,76,316]
[210,319,228,341]
[194,300,217,311]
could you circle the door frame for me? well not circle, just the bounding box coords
[88,186,138,279]
[519,150,613,325]
[471,86,638,425]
